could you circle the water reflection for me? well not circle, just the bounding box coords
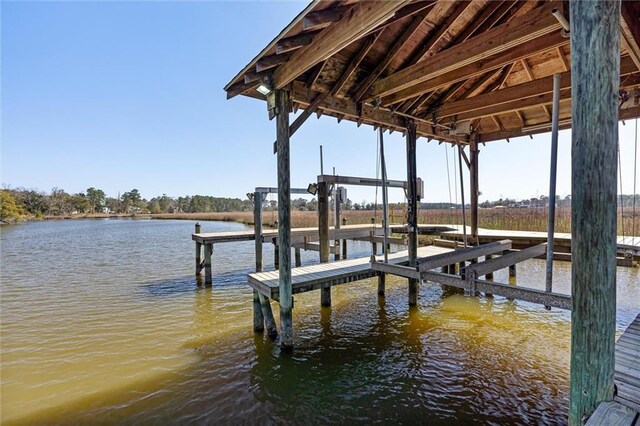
[0,219,637,425]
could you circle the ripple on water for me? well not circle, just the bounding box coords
[1,219,638,425]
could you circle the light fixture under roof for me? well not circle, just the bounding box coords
[256,83,272,96]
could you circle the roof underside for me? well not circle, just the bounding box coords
[225,0,640,144]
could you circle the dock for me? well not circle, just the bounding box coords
[440,225,640,263]
[586,313,640,425]
[248,245,451,300]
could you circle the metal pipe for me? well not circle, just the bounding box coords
[380,128,389,263]
[552,8,570,33]
[320,145,324,175]
[546,73,561,299]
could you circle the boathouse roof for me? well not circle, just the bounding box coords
[224,0,640,144]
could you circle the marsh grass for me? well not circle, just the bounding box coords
[153,207,639,236]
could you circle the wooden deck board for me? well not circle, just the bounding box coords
[441,225,639,255]
[248,246,451,299]
[614,314,640,417]
[588,315,640,424]
[585,401,637,426]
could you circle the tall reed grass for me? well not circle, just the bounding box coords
[152,207,639,236]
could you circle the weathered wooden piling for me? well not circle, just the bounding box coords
[252,290,264,332]
[342,217,347,259]
[334,187,341,261]
[253,193,263,271]
[259,293,278,339]
[406,120,419,306]
[318,181,331,306]
[569,0,620,423]
[204,243,213,285]
[195,223,202,275]
[274,244,279,270]
[295,247,301,267]
[275,88,293,349]
[485,254,494,280]
[252,193,265,332]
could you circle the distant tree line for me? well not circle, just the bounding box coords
[1,186,638,224]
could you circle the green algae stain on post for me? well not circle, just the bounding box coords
[569,0,620,424]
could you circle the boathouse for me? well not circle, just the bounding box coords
[222,1,640,424]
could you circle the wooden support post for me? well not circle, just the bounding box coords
[274,244,279,270]
[318,181,331,306]
[294,247,301,267]
[318,182,330,263]
[342,217,347,259]
[569,1,619,423]
[254,192,263,272]
[195,223,202,275]
[378,273,386,297]
[252,196,264,332]
[259,293,278,339]
[406,119,419,306]
[204,243,213,285]
[485,254,494,280]
[470,136,479,245]
[253,290,264,332]
[275,88,293,349]
[334,188,341,261]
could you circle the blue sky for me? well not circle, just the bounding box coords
[2,1,638,204]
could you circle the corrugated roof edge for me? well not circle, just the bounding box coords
[223,0,323,92]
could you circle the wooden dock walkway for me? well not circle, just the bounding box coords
[441,225,640,261]
[586,313,640,425]
[248,246,451,300]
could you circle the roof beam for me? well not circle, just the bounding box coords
[379,29,568,106]
[396,1,472,71]
[352,9,432,102]
[273,34,382,153]
[621,1,640,70]
[272,1,409,89]
[276,31,321,55]
[302,6,347,31]
[256,53,290,72]
[479,104,640,143]
[288,82,456,142]
[437,56,637,121]
[367,4,562,101]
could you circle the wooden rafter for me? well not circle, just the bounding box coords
[302,6,347,31]
[396,1,473,72]
[370,4,562,102]
[276,31,321,55]
[288,82,456,142]
[305,61,326,89]
[556,47,569,72]
[438,57,638,122]
[621,1,640,70]
[352,8,432,101]
[256,53,291,72]
[521,58,551,120]
[277,33,383,150]
[273,1,409,89]
[381,30,568,106]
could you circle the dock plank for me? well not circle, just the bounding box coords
[585,401,637,426]
[247,246,451,299]
[613,313,640,417]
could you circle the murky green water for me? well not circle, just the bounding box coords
[1,219,638,424]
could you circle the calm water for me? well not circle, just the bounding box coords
[1,219,638,425]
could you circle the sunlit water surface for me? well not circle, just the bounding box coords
[1,219,638,425]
